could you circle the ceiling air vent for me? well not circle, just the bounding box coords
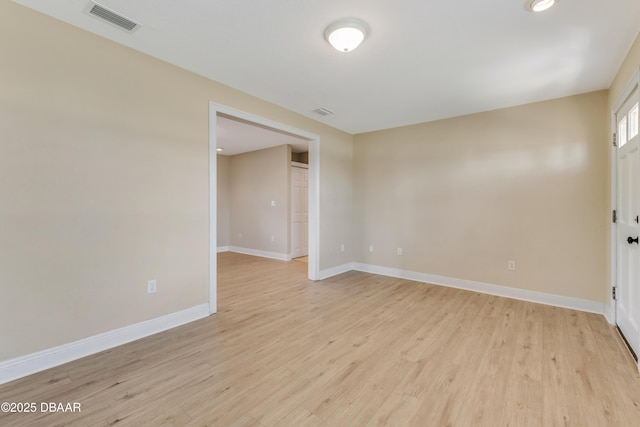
[313,108,334,117]
[86,2,140,33]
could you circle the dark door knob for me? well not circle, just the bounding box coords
[628,236,639,244]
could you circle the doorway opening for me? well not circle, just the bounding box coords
[208,103,320,314]
[291,161,309,260]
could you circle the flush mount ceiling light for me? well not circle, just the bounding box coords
[324,18,369,53]
[525,0,558,12]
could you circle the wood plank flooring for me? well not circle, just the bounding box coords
[1,252,640,426]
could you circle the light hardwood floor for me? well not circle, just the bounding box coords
[1,252,640,426]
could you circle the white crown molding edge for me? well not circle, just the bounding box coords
[0,304,210,385]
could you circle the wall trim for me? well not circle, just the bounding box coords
[0,304,210,385]
[228,246,291,261]
[352,263,605,315]
[604,302,615,325]
[217,246,230,253]
[318,262,355,280]
[291,161,309,169]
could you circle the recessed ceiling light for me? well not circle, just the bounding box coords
[216,147,224,152]
[525,0,558,12]
[324,18,369,53]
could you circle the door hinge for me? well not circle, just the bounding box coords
[613,132,618,147]
[613,209,617,223]
[612,286,617,301]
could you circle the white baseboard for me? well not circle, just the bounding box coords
[1,264,607,385]
[318,262,355,280]
[228,246,291,261]
[604,302,616,325]
[0,304,210,385]
[217,246,230,253]
[352,263,605,315]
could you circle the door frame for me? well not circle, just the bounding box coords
[610,68,640,325]
[610,69,640,371]
[208,102,321,314]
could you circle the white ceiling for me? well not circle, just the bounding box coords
[14,0,640,139]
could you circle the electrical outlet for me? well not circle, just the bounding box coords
[271,235,275,242]
[148,279,157,294]
[369,245,374,252]
[341,244,345,252]
[271,200,276,207]
[508,260,516,271]
[397,247,403,256]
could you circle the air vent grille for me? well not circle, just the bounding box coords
[313,108,334,116]
[88,3,139,32]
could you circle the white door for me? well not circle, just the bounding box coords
[616,85,640,359]
[291,165,309,258]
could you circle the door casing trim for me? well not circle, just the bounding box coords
[609,68,640,325]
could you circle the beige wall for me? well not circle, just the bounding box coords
[0,2,353,361]
[609,32,640,111]
[217,155,231,248]
[229,146,291,254]
[354,91,609,302]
